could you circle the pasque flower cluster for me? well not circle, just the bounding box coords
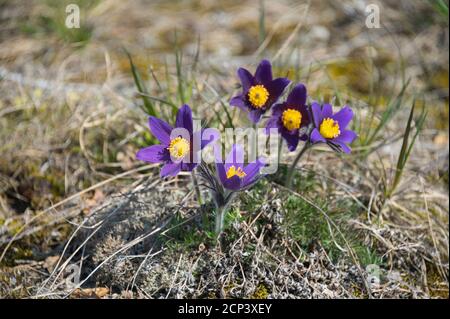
[231,59,357,153]
[136,59,357,237]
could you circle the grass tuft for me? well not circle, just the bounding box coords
[283,195,382,266]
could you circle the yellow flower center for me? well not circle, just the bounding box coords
[167,137,190,159]
[226,165,246,179]
[281,108,302,131]
[319,118,340,139]
[248,85,269,108]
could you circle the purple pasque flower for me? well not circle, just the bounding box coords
[310,102,357,153]
[230,59,290,124]
[265,83,310,151]
[216,144,265,191]
[136,104,217,177]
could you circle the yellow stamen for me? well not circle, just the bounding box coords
[226,165,246,179]
[319,118,340,139]
[281,108,302,131]
[167,137,190,159]
[248,85,269,108]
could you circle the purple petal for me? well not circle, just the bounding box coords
[255,59,272,84]
[265,116,280,134]
[223,175,242,191]
[175,104,193,134]
[248,109,263,124]
[230,94,247,111]
[181,162,197,171]
[160,162,181,177]
[225,144,244,169]
[322,103,333,119]
[237,68,255,91]
[196,128,220,149]
[299,104,310,126]
[271,103,286,116]
[242,158,265,187]
[334,129,357,144]
[266,78,290,104]
[216,162,227,184]
[334,141,351,154]
[311,102,323,128]
[149,116,173,145]
[332,106,353,129]
[310,128,326,143]
[136,145,169,163]
[282,131,300,151]
[286,83,307,107]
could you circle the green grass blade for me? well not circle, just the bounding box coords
[387,99,427,198]
[258,0,266,47]
[429,0,449,18]
[173,31,186,105]
[404,106,427,161]
[137,92,177,108]
[125,50,156,116]
[219,99,235,129]
[365,78,411,146]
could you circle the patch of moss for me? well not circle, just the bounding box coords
[431,69,449,91]
[351,284,365,298]
[268,165,319,195]
[250,284,269,299]
[429,101,449,130]
[427,267,449,298]
[7,219,24,236]
[325,49,394,96]
[283,195,382,266]
[116,54,157,80]
[326,59,372,94]
[161,209,215,251]
[1,245,34,268]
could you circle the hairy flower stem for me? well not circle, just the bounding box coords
[215,205,226,238]
[214,192,235,239]
[191,170,202,206]
[278,136,283,168]
[285,142,310,188]
[251,123,258,162]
